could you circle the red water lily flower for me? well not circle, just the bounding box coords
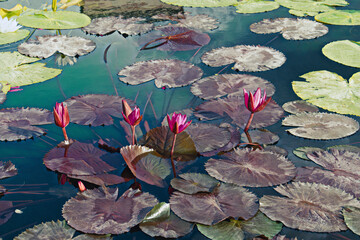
[243,88,271,113]
[122,100,142,127]
[54,102,70,128]
[167,112,192,134]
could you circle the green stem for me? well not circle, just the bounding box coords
[244,112,254,132]
[52,0,57,12]
[170,133,177,178]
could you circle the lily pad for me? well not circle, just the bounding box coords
[174,13,219,31]
[282,112,359,139]
[235,0,280,14]
[250,18,328,40]
[139,202,194,238]
[0,161,17,179]
[190,74,275,100]
[65,94,133,126]
[69,173,128,186]
[0,52,62,87]
[201,45,286,72]
[275,0,348,13]
[322,40,360,68]
[197,212,282,240]
[0,201,13,225]
[17,10,91,29]
[282,100,319,114]
[0,29,29,45]
[18,35,96,59]
[63,187,158,234]
[205,148,296,187]
[170,183,258,225]
[118,59,203,88]
[195,96,284,129]
[0,107,52,141]
[343,206,360,236]
[260,182,360,232]
[82,16,154,36]
[293,146,324,160]
[0,82,10,104]
[315,10,360,25]
[241,129,279,145]
[159,0,239,7]
[170,173,219,194]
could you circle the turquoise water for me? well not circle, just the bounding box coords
[0,0,360,239]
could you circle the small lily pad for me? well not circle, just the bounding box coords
[241,129,280,145]
[170,173,219,194]
[174,13,219,31]
[0,29,29,45]
[0,161,17,180]
[293,146,324,160]
[282,112,359,140]
[322,40,360,68]
[282,100,319,115]
[159,0,239,7]
[0,201,14,225]
[235,0,280,14]
[343,206,360,236]
[201,45,286,72]
[315,10,360,25]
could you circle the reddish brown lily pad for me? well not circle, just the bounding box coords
[190,74,275,100]
[170,173,219,194]
[68,173,128,186]
[205,148,296,187]
[0,161,17,180]
[118,59,203,88]
[0,107,52,141]
[63,187,158,234]
[0,201,13,225]
[260,182,360,232]
[170,183,258,225]
[282,100,319,114]
[241,129,279,145]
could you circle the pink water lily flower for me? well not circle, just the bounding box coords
[243,88,271,113]
[53,102,70,128]
[121,100,142,127]
[167,112,192,134]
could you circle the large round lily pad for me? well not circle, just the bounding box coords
[118,59,203,88]
[322,40,360,68]
[205,148,296,187]
[0,161,17,180]
[172,13,219,32]
[170,173,219,194]
[0,30,29,45]
[201,45,286,72]
[170,183,258,225]
[282,112,359,139]
[315,10,360,25]
[235,0,279,14]
[260,182,360,232]
[159,0,238,7]
[17,10,91,29]
[190,74,275,100]
[250,18,328,40]
[63,187,158,234]
[343,206,360,236]
[0,52,62,87]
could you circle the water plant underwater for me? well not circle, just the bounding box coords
[0,0,360,239]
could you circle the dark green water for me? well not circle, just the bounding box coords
[0,0,359,239]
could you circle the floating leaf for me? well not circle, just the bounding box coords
[170,173,219,194]
[263,145,288,157]
[0,107,52,141]
[17,10,91,29]
[282,112,359,139]
[0,161,17,180]
[140,202,194,238]
[139,126,197,161]
[235,0,279,14]
[18,35,96,59]
[82,16,154,36]
[282,100,319,115]
[65,94,133,126]
[205,148,296,187]
[241,129,279,145]
[118,59,203,88]
[190,74,275,100]
[68,173,128,186]
[275,0,348,13]
[170,183,258,225]
[174,13,219,31]
[0,82,10,104]
[293,146,324,160]
[343,206,360,236]
[315,10,360,25]
[195,96,284,129]
[0,201,13,225]
[201,45,286,72]
[260,182,360,232]
[250,18,328,40]
[0,52,62,87]
[159,0,239,7]
[322,40,360,68]
[197,212,282,240]
[63,187,158,234]
[0,30,29,45]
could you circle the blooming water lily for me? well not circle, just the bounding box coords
[122,100,143,145]
[0,16,21,33]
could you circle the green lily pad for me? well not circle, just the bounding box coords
[289,9,319,17]
[315,10,360,25]
[17,10,91,29]
[275,0,347,13]
[343,206,360,236]
[0,52,61,87]
[159,0,239,7]
[197,212,282,240]
[292,71,360,116]
[322,40,360,68]
[0,29,29,45]
[235,0,279,14]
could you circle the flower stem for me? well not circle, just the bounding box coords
[62,127,69,144]
[170,133,177,178]
[244,112,254,132]
[131,126,135,145]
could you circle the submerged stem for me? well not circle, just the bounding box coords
[170,133,177,178]
[244,112,254,132]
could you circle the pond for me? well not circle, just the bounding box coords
[0,0,360,239]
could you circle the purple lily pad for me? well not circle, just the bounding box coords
[68,173,128,186]
[62,187,158,234]
[190,74,275,100]
[0,201,13,225]
[0,107,52,141]
[241,129,279,145]
[118,59,203,88]
[260,182,360,232]
[170,183,258,225]
[195,96,284,129]
[0,161,17,180]
[263,145,288,157]
[282,100,319,115]
[205,148,296,187]
[170,173,219,194]
[64,94,134,126]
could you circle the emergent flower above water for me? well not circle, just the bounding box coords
[54,102,70,144]
[0,17,22,33]
[243,88,271,113]
[122,100,142,127]
[167,112,192,134]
